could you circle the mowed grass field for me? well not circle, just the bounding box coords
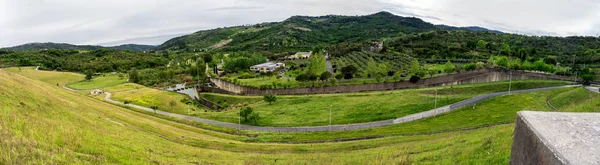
[200,80,571,126]
[102,83,203,115]
[0,68,523,164]
[68,74,128,90]
[247,86,599,143]
[4,67,84,86]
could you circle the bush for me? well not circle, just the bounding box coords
[263,93,277,105]
[463,63,477,71]
[409,75,420,83]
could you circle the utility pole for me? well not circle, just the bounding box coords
[508,71,512,94]
[434,89,438,109]
[238,107,241,133]
[329,105,332,132]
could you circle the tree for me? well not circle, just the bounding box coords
[195,58,206,80]
[486,55,495,67]
[249,112,261,125]
[239,107,253,122]
[150,106,158,113]
[202,54,213,63]
[341,65,358,79]
[444,61,455,74]
[169,100,177,110]
[409,59,420,75]
[308,51,326,75]
[263,93,277,105]
[320,71,332,81]
[128,68,140,83]
[329,78,337,86]
[123,100,131,105]
[307,73,319,86]
[295,73,308,81]
[427,69,438,77]
[84,70,93,81]
[495,56,509,68]
[409,75,420,83]
[501,43,511,55]
[476,40,487,50]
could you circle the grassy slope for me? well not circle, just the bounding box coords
[68,74,127,90]
[247,87,577,142]
[200,80,570,126]
[0,69,517,164]
[4,67,84,86]
[550,87,600,112]
[102,83,203,115]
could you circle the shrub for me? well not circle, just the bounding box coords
[409,75,420,83]
[263,93,277,105]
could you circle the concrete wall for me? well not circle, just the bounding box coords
[510,111,600,165]
[208,68,575,96]
[510,112,565,165]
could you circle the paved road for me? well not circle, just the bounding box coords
[103,85,578,132]
[325,54,333,73]
[584,86,600,94]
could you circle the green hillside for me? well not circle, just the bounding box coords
[156,12,442,52]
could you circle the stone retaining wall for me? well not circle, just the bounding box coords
[207,68,576,96]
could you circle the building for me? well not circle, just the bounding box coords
[286,51,312,59]
[249,62,285,73]
[90,89,104,95]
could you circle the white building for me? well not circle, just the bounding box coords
[90,89,104,95]
[250,62,285,72]
[286,51,312,59]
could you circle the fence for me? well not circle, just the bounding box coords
[205,68,577,96]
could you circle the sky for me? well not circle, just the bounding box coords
[1,0,599,47]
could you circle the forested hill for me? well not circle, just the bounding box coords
[5,42,156,51]
[156,11,501,52]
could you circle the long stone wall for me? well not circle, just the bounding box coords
[207,68,576,96]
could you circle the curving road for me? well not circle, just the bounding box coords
[585,86,600,94]
[104,85,578,132]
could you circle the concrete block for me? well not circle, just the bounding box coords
[510,111,600,165]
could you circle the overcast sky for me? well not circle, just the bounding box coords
[1,0,599,47]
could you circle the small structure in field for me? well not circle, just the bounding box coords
[286,51,312,60]
[250,62,285,73]
[90,89,104,95]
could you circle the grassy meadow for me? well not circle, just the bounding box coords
[68,74,128,90]
[4,66,84,86]
[199,80,570,127]
[0,68,521,164]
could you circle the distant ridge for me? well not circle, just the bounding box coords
[4,42,156,51]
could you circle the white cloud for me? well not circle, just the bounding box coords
[0,0,599,47]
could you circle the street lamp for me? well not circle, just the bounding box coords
[329,105,332,132]
[238,107,241,133]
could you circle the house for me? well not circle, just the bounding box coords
[90,89,104,95]
[249,62,286,73]
[286,51,312,59]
